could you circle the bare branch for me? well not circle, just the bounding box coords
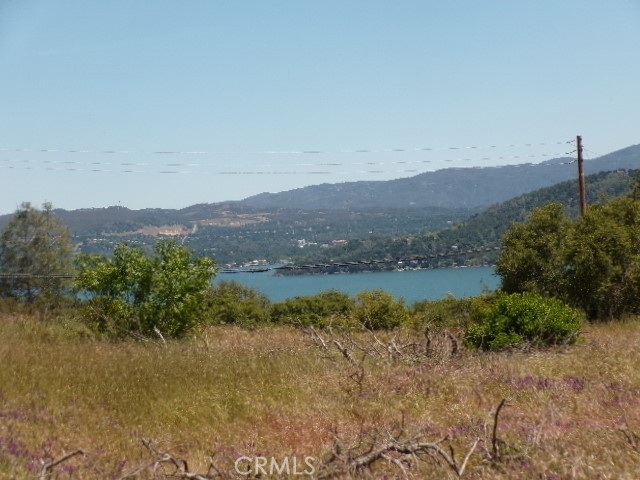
[458,438,480,476]
[39,449,85,480]
[135,438,220,479]
[491,398,509,462]
[381,452,409,479]
[153,326,167,346]
[333,339,356,365]
[308,326,328,350]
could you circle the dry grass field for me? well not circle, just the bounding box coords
[1,313,640,479]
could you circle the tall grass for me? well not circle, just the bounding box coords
[2,314,640,478]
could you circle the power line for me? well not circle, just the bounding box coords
[0,151,571,168]
[0,273,75,279]
[0,140,573,157]
[0,152,577,176]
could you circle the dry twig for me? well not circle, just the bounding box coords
[39,449,85,480]
[619,425,640,453]
[117,439,226,479]
[305,327,464,367]
[490,399,510,462]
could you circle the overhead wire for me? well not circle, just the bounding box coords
[0,138,577,176]
[0,140,573,157]
[0,151,577,175]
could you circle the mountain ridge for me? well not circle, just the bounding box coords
[284,168,640,272]
[241,144,640,210]
[0,144,638,266]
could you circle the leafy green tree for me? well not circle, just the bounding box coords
[0,202,74,301]
[497,191,640,320]
[203,281,271,326]
[564,197,640,319]
[496,203,570,296]
[75,240,216,338]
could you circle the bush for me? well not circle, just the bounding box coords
[410,294,493,331]
[75,240,216,338]
[465,292,582,351]
[270,290,355,327]
[352,289,410,330]
[203,281,271,326]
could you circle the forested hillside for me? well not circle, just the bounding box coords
[285,169,639,272]
[0,203,474,265]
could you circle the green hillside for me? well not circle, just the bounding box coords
[285,169,639,272]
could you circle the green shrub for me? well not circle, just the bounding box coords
[203,281,271,326]
[465,292,582,351]
[81,296,134,338]
[270,290,355,327]
[75,240,216,338]
[352,289,410,330]
[410,294,493,331]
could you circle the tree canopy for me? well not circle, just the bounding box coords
[0,202,74,301]
[496,181,640,320]
[75,240,216,338]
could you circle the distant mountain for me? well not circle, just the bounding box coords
[50,203,262,235]
[0,200,474,265]
[241,144,640,210]
[0,202,258,235]
[1,144,638,266]
[287,168,640,271]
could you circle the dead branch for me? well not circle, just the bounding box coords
[39,449,85,480]
[153,326,167,347]
[304,325,465,367]
[333,339,356,365]
[309,326,329,350]
[381,452,409,479]
[318,400,515,478]
[318,434,480,479]
[491,399,509,462]
[445,331,460,356]
[262,346,301,357]
[128,330,166,348]
[115,439,226,479]
[458,438,480,476]
[619,426,640,453]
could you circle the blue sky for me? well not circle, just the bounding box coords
[1,1,639,214]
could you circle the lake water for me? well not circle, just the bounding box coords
[214,267,499,304]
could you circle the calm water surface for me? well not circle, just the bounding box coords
[214,267,499,304]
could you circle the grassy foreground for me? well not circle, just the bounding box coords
[2,314,640,478]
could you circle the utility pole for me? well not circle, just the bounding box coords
[577,135,587,216]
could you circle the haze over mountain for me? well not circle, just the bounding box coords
[241,145,640,210]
